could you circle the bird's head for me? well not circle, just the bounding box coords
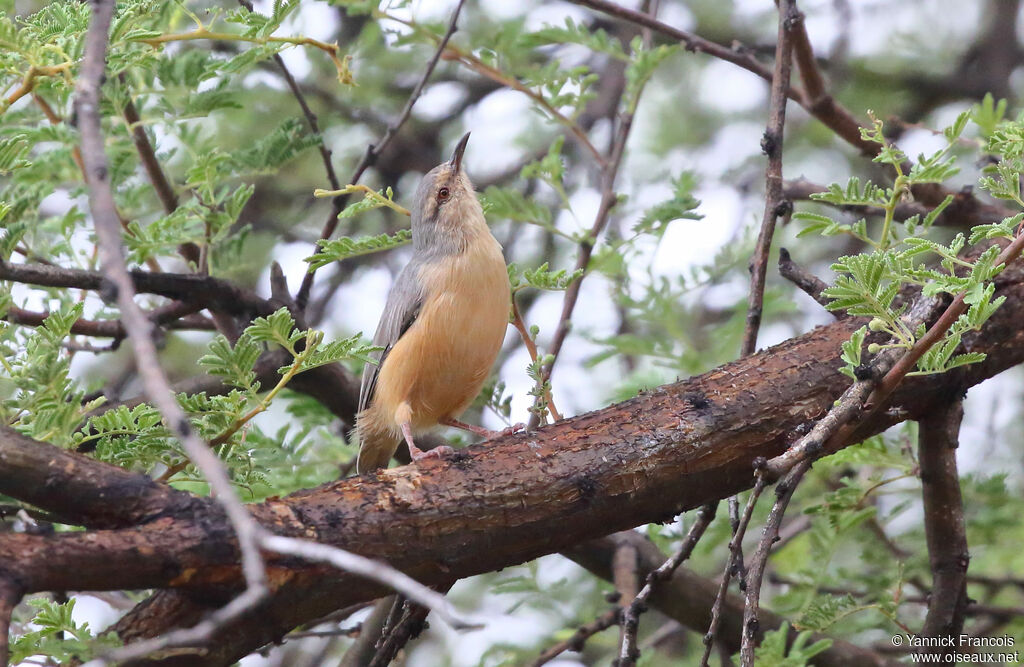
[410,132,484,253]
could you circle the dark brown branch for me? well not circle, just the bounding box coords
[0,425,199,529]
[740,460,811,665]
[3,303,213,339]
[366,595,434,667]
[0,261,278,319]
[338,597,392,667]
[295,0,467,309]
[918,400,970,642]
[777,247,833,311]
[741,0,796,356]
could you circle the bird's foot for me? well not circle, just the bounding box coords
[403,420,454,463]
[441,418,526,440]
[410,444,455,462]
[501,422,527,436]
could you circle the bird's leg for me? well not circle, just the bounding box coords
[401,420,453,462]
[440,417,526,440]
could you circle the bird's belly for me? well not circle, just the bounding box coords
[376,249,510,431]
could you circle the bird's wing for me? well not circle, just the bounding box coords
[358,263,425,414]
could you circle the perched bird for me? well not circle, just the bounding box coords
[356,132,515,473]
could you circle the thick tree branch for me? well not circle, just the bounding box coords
[0,425,198,529]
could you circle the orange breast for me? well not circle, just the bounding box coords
[372,235,510,432]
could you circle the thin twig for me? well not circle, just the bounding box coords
[918,400,970,642]
[700,479,767,667]
[296,0,467,309]
[120,80,201,266]
[339,597,393,667]
[511,296,563,422]
[777,247,834,312]
[618,503,716,666]
[441,44,606,167]
[740,460,811,666]
[740,0,796,356]
[531,607,620,667]
[366,582,455,667]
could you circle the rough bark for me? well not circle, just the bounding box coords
[1,259,1022,665]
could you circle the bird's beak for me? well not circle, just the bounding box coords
[449,132,470,172]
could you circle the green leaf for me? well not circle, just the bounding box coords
[198,333,262,391]
[634,172,702,237]
[305,229,412,270]
[518,262,584,291]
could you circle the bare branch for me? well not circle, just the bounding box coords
[531,607,620,667]
[701,477,767,667]
[778,247,834,312]
[740,460,812,665]
[918,400,970,641]
[566,532,897,667]
[741,0,797,356]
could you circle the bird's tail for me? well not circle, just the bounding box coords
[355,412,402,474]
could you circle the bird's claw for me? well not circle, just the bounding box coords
[501,422,527,436]
[411,445,454,462]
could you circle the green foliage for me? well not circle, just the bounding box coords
[475,378,513,423]
[508,262,584,293]
[10,598,121,664]
[801,112,1016,376]
[306,229,412,269]
[634,172,702,238]
[2,303,104,446]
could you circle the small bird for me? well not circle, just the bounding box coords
[356,132,515,473]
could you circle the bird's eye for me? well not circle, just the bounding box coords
[437,187,450,202]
